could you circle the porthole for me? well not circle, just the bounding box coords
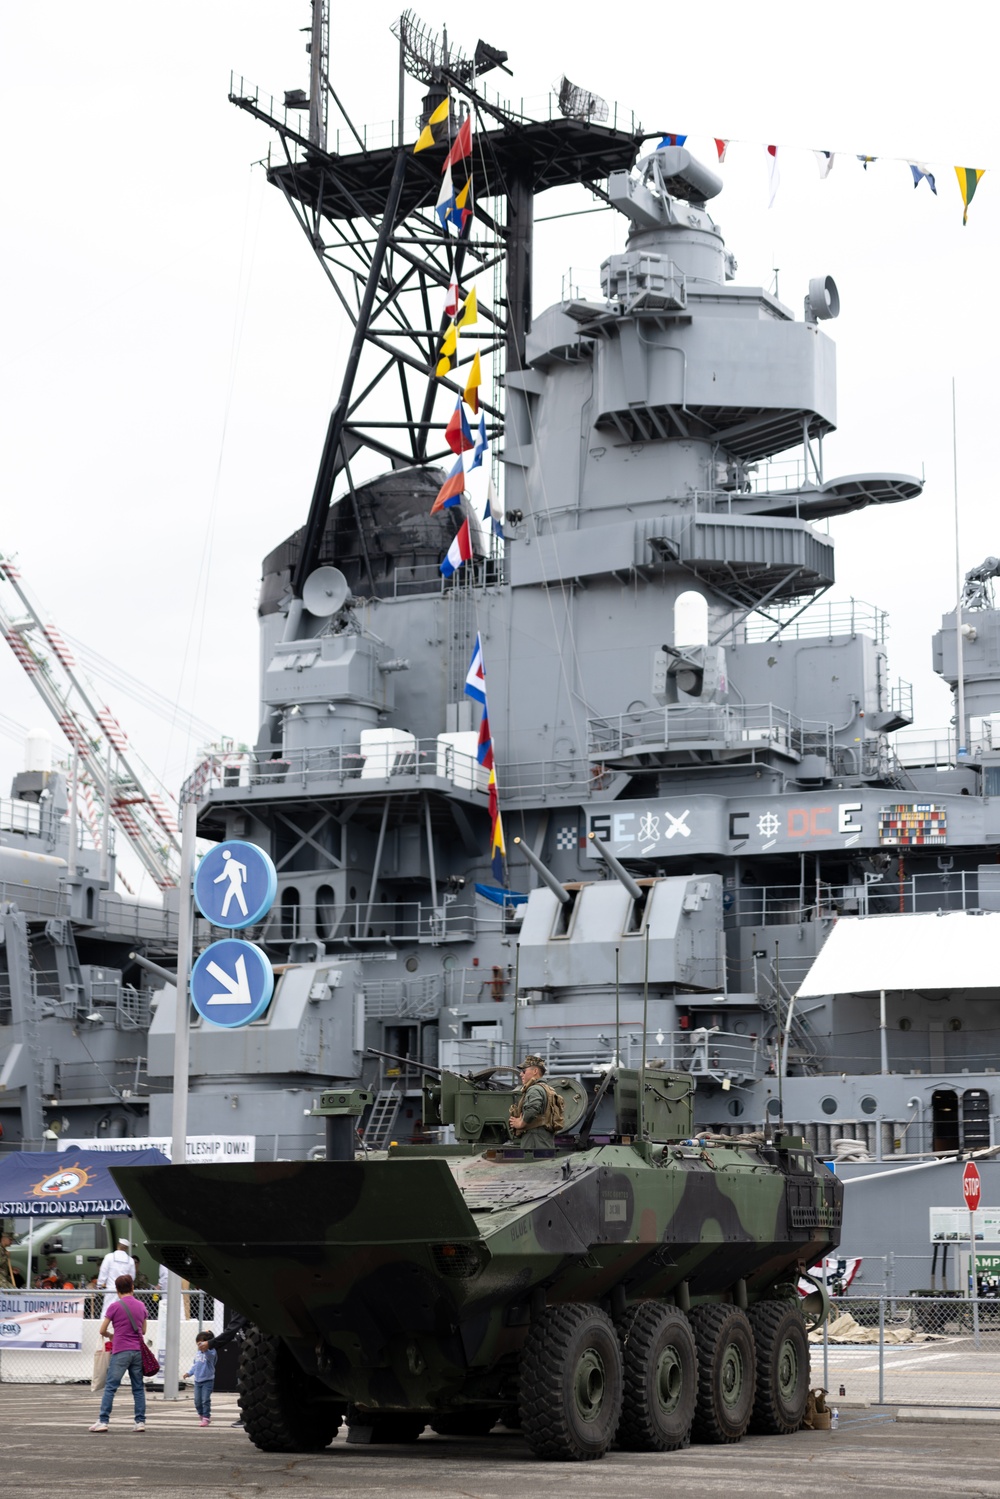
[820,1096,838,1116]
[405,956,419,973]
[899,1017,912,1031]
[766,1098,781,1117]
[728,1099,744,1118]
[949,1017,963,1032]
[860,1096,878,1115]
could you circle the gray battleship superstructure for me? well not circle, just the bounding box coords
[4,9,1000,1173]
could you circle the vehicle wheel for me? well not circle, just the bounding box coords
[617,1303,698,1452]
[518,1302,623,1461]
[430,1409,501,1436]
[238,1328,343,1452]
[748,1302,809,1435]
[688,1304,756,1444]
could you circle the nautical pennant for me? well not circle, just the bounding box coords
[444,273,459,318]
[714,139,728,163]
[657,132,687,149]
[488,766,506,882]
[485,477,504,539]
[767,144,780,208]
[436,320,457,378]
[430,458,465,514]
[414,96,449,153]
[463,633,506,882]
[470,413,488,470]
[446,400,475,456]
[463,349,482,413]
[465,633,487,704]
[443,115,472,172]
[440,518,473,577]
[458,286,478,328]
[476,707,494,768]
[857,154,877,170]
[436,163,457,232]
[909,163,937,195]
[815,151,835,179]
[955,166,985,225]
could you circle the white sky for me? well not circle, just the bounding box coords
[3,1,999,895]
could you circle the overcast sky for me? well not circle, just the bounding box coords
[3,1,998,896]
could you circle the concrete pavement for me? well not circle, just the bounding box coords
[3,1387,1000,1498]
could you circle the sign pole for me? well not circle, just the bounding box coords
[162,798,197,1401]
[962,1159,982,1348]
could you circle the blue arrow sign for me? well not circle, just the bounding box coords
[190,939,275,1028]
[193,840,277,929]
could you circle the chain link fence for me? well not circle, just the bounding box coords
[0,1288,222,1384]
[813,1293,1000,1408]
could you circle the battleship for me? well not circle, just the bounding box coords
[3,7,999,1193]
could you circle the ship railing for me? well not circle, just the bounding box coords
[587,702,834,763]
[0,797,43,836]
[363,974,444,1020]
[94,894,176,944]
[738,597,888,644]
[228,72,637,163]
[258,898,482,950]
[725,870,1000,929]
[436,1030,766,1084]
[0,879,66,922]
[54,1056,164,1104]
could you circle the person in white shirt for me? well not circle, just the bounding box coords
[97,1238,136,1313]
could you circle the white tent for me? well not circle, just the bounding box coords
[796,911,1000,996]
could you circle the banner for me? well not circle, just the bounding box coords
[59,1135,256,1163]
[0,1291,86,1351]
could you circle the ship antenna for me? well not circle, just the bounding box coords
[953,375,968,764]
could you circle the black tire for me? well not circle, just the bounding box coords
[748,1302,809,1435]
[617,1303,698,1452]
[519,1303,623,1461]
[238,1328,343,1452]
[430,1409,500,1436]
[688,1305,756,1444]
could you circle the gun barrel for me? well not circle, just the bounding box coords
[512,836,571,904]
[588,834,644,901]
[367,1046,442,1077]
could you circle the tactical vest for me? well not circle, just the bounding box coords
[513,1081,565,1134]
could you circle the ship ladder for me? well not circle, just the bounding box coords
[363,1086,401,1148]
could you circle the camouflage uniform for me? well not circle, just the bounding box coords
[511,1056,556,1149]
[516,1080,555,1148]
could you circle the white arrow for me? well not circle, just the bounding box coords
[205,953,252,1006]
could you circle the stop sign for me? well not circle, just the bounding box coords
[963,1161,982,1212]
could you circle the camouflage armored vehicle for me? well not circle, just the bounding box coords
[115,1066,840,1461]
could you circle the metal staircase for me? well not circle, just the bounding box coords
[362,1087,401,1148]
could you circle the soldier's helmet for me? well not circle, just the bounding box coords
[520,1055,546,1074]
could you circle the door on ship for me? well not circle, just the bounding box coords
[931,1088,960,1153]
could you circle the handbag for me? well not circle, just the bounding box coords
[91,1346,111,1393]
[121,1296,160,1376]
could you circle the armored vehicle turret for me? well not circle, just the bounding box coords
[115,1067,840,1461]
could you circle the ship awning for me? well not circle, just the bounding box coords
[796,911,1000,996]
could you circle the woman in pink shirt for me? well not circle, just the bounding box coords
[89,1273,148,1432]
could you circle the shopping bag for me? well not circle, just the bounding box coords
[140,1340,160,1376]
[91,1347,110,1393]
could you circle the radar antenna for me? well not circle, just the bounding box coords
[392,9,469,84]
[962,556,1000,610]
[556,75,609,123]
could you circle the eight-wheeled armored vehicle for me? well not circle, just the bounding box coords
[115,1065,841,1461]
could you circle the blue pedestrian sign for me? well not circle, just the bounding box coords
[190,939,275,1028]
[193,840,277,929]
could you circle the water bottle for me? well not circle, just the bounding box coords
[830,1407,840,1430]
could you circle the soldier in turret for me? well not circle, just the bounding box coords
[509,1056,556,1149]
